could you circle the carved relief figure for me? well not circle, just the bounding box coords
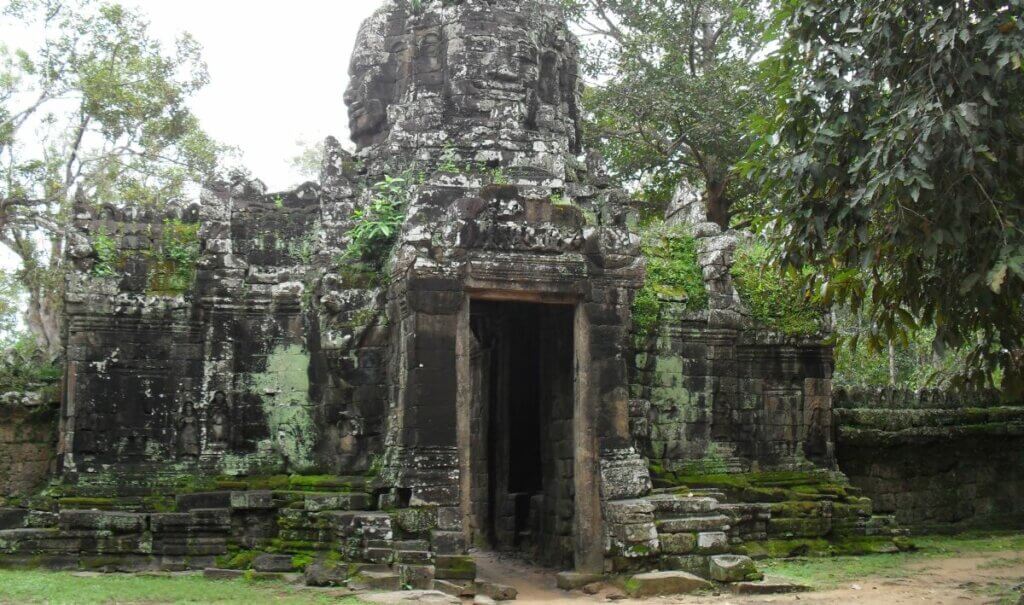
[207,391,230,449]
[176,400,201,458]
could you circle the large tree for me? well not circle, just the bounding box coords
[562,0,770,226]
[749,0,1024,393]
[0,0,223,355]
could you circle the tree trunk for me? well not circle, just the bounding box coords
[25,283,62,360]
[705,179,731,229]
[888,341,897,386]
[1003,347,1024,402]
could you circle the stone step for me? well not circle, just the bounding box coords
[395,550,433,565]
[0,508,27,530]
[648,495,719,515]
[176,492,232,511]
[304,492,372,512]
[656,514,731,533]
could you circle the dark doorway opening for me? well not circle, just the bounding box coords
[468,300,575,569]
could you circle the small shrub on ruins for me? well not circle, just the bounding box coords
[147,219,201,294]
[633,225,709,335]
[0,336,62,395]
[343,175,409,268]
[731,240,824,337]
[91,229,120,277]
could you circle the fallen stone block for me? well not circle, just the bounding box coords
[555,571,604,590]
[304,560,348,587]
[475,580,518,601]
[433,579,473,598]
[728,577,811,595]
[625,571,712,597]
[362,590,460,605]
[253,553,296,572]
[708,554,760,583]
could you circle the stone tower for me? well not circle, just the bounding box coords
[339,0,652,571]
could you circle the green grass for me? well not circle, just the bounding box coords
[0,570,370,604]
[762,532,1024,589]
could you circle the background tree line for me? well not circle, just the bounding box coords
[564,0,1023,396]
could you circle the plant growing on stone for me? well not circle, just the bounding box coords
[344,175,409,268]
[632,224,708,335]
[730,240,823,337]
[147,219,200,294]
[438,145,460,174]
[91,229,119,277]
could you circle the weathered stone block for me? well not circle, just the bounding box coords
[604,499,655,525]
[59,511,146,534]
[708,555,759,583]
[695,531,729,554]
[625,571,711,597]
[660,532,697,554]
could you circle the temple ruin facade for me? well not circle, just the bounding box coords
[1,0,1021,591]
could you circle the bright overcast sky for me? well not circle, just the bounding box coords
[125,0,386,190]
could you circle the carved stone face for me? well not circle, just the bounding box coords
[344,10,411,148]
[346,1,582,162]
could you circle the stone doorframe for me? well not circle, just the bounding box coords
[455,287,604,573]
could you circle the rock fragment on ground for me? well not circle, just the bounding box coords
[625,571,712,597]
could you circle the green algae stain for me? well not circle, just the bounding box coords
[249,345,317,473]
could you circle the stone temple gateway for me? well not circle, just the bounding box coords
[9,0,994,591]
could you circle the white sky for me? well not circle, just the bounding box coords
[124,0,386,190]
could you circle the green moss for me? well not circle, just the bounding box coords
[633,225,708,335]
[217,550,260,570]
[142,495,176,513]
[730,241,824,336]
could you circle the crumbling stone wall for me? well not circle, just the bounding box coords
[0,393,59,498]
[835,388,1024,531]
[630,188,835,481]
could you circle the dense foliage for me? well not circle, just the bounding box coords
[731,240,823,337]
[748,0,1024,392]
[0,0,224,354]
[562,0,769,225]
[343,175,409,270]
[632,224,708,335]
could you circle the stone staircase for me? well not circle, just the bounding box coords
[0,483,476,591]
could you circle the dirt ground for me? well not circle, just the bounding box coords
[474,550,1024,605]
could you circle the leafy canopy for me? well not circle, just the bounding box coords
[562,0,770,224]
[747,0,1024,390]
[0,0,225,353]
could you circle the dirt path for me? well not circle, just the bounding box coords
[472,550,1024,605]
